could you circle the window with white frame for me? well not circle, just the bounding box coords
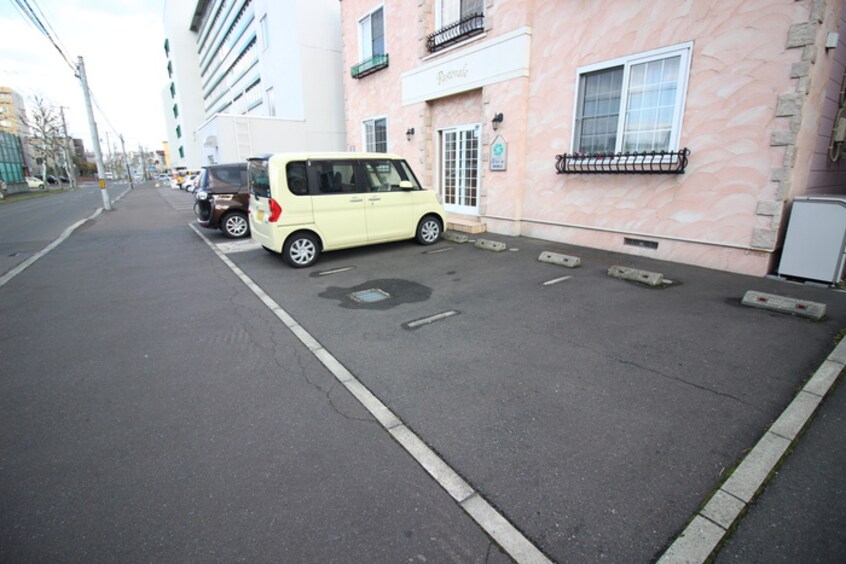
[573,43,692,155]
[363,117,387,153]
[266,87,275,116]
[359,6,385,62]
[436,0,484,28]
[260,15,269,50]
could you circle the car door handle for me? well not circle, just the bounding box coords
[349,197,363,203]
[368,197,381,202]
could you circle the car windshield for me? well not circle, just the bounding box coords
[248,159,270,198]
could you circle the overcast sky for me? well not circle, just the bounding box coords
[0,0,168,154]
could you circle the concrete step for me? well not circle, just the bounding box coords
[446,214,486,234]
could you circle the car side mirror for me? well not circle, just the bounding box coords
[399,180,413,191]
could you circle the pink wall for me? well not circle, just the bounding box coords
[340,0,846,276]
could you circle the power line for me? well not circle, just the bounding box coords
[10,0,75,73]
[7,0,126,143]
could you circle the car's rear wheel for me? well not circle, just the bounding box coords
[416,215,442,245]
[283,232,320,268]
[221,212,249,238]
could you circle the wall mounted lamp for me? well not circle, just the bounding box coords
[406,127,415,141]
[491,113,504,131]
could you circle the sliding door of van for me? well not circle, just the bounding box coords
[308,160,367,249]
[361,159,415,243]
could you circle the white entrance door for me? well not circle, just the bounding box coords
[441,124,480,215]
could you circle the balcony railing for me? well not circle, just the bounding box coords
[351,54,389,79]
[426,13,485,53]
[555,148,691,174]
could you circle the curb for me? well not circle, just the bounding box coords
[657,338,846,563]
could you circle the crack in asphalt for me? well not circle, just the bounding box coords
[617,358,760,410]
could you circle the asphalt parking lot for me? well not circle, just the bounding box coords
[182,185,846,562]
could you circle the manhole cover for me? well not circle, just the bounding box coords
[348,288,391,303]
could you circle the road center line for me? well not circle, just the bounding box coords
[189,223,551,564]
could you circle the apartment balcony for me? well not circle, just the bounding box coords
[351,54,389,79]
[426,13,485,53]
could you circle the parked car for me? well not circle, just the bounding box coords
[26,176,44,189]
[183,174,199,192]
[248,152,445,267]
[195,163,250,239]
[46,175,58,184]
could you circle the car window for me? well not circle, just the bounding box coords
[362,160,404,192]
[310,161,360,195]
[398,160,422,190]
[286,162,308,195]
[208,166,245,191]
[248,159,270,198]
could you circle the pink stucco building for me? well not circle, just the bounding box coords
[340,0,846,276]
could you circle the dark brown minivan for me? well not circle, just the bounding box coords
[195,162,250,238]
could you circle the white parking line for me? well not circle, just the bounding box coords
[406,310,459,328]
[542,276,572,286]
[217,240,261,254]
[188,224,551,564]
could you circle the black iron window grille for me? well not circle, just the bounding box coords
[555,148,690,174]
[351,54,389,79]
[427,13,484,53]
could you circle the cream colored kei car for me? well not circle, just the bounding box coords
[248,153,446,268]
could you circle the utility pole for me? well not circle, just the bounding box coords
[138,144,148,180]
[59,106,78,190]
[77,56,111,210]
[119,134,134,190]
[105,130,112,178]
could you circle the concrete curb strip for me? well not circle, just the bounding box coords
[657,338,846,562]
[538,251,581,268]
[607,265,664,286]
[741,290,826,320]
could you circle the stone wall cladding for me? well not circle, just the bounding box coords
[756,0,826,250]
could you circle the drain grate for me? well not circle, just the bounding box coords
[348,288,391,303]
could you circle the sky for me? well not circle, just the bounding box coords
[0,0,168,154]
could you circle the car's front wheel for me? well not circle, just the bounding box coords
[283,232,320,268]
[416,215,442,245]
[220,212,249,239]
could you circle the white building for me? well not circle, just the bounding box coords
[162,1,206,169]
[162,0,346,168]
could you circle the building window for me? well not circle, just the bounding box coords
[359,6,385,62]
[164,38,170,55]
[573,43,692,155]
[173,104,179,119]
[429,0,484,52]
[363,117,387,153]
[436,0,484,28]
[352,6,389,79]
[244,80,262,111]
[169,82,175,98]
[266,87,275,116]
[178,146,184,159]
[176,125,182,139]
[260,15,269,50]
[167,61,173,78]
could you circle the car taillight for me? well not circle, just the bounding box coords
[268,198,282,222]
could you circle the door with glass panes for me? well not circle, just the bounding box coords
[440,124,480,215]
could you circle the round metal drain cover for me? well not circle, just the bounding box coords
[348,288,391,303]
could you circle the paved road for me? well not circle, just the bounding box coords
[1,183,845,562]
[0,182,129,277]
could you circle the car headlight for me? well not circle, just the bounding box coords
[197,191,208,201]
